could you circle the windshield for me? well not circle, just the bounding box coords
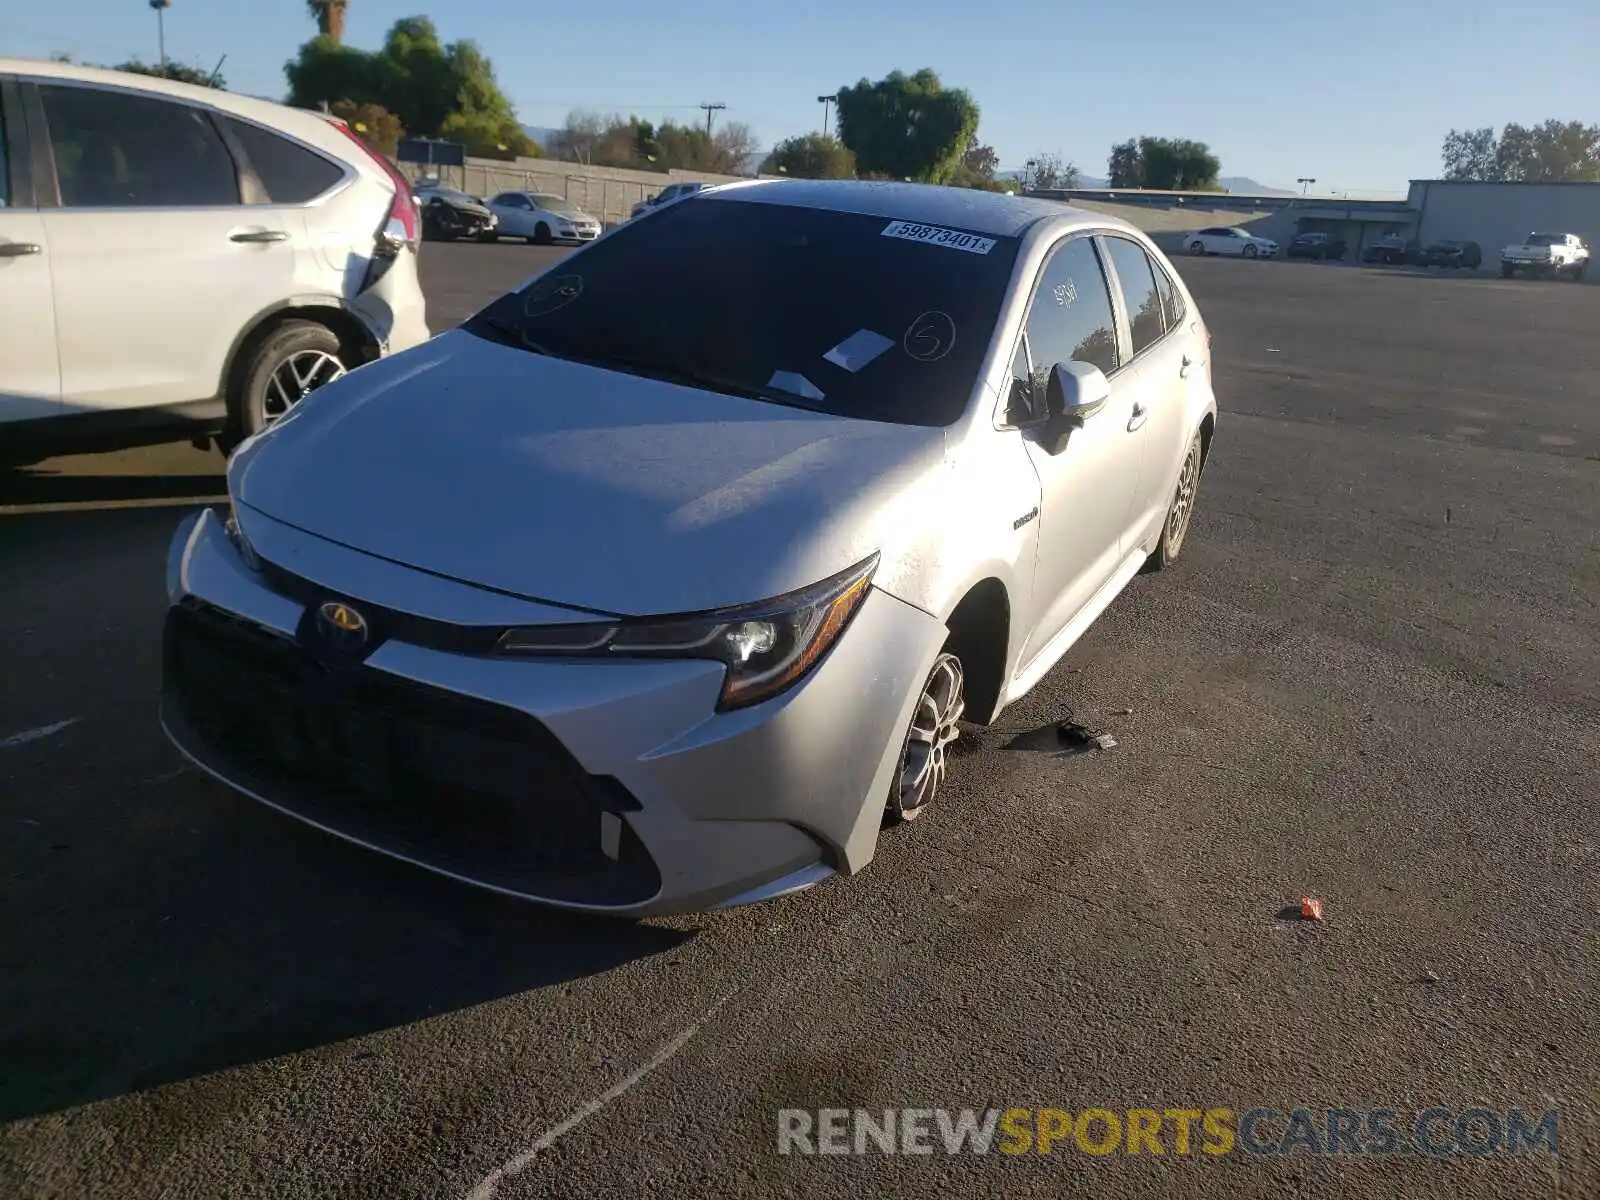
[465,196,1021,427]
[533,194,578,214]
[1526,233,1562,246]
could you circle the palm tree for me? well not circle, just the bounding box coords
[306,0,348,43]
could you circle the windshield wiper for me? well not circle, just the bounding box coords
[566,351,829,411]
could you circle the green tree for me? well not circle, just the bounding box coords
[762,133,856,179]
[330,99,404,156]
[1029,151,1077,190]
[1106,136,1220,190]
[1440,127,1499,181]
[1495,120,1600,181]
[284,16,534,158]
[113,58,224,88]
[835,68,979,184]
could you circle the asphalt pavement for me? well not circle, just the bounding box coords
[1,246,1597,1200]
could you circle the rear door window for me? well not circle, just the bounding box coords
[1022,236,1119,378]
[1101,236,1165,357]
[41,84,239,208]
[222,117,343,203]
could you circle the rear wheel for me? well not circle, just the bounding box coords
[885,653,965,825]
[220,320,347,453]
[1189,239,1206,256]
[1145,429,1205,572]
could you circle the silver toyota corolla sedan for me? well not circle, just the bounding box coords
[161,180,1217,916]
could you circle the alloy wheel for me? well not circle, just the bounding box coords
[263,350,346,424]
[1166,437,1203,557]
[891,653,965,821]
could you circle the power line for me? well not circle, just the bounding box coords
[699,102,726,137]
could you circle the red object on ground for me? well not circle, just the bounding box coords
[1300,897,1325,921]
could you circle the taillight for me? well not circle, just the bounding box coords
[326,118,419,248]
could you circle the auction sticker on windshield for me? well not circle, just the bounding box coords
[881,221,996,255]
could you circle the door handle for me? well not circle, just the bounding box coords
[230,229,289,244]
[0,242,42,257]
[1179,355,1194,379]
[1127,403,1148,432]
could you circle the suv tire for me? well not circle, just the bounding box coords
[220,320,346,454]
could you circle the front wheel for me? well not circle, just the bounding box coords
[533,222,553,246]
[885,653,965,825]
[1242,244,1259,259]
[1501,263,1515,278]
[1145,429,1205,572]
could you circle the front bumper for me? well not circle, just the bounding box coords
[160,508,946,916]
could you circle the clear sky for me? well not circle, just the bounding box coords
[4,0,1597,196]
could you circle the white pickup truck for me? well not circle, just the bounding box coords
[1500,232,1590,280]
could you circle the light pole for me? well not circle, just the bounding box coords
[817,94,837,138]
[149,0,172,68]
[1297,176,1316,196]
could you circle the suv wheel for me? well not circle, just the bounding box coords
[221,320,347,453]
[885,652,965,824]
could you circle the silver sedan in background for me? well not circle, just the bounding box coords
[486,190,603,244]
[161,181,1217,916]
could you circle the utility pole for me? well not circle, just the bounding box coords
[149,0,172,68]
[1297,176,1316,196]
[699,102,726,138]
[817,94,837,138]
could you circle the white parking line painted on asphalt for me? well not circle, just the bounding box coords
[0,718,80,749]
[466,994,734,1200]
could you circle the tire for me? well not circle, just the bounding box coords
[1242,244,1259,259]
[1501,263,1515,278]
[533,222,553,246]
[1574,262,1588,281]
[1189,240,1206,256]
[1145,429,1205,572]
[885,652,965,825]
[220,320,347,453]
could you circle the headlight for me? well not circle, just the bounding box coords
[497,554,878,710]
[222,503,261,572]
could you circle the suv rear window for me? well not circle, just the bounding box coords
[466,197,1022,427]
[41,84,238,207]
[223,117,343,203]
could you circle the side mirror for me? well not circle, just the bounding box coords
[1041,361,1112,454]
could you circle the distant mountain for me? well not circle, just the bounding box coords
[999,168,1294,196]
[522,125,562,152]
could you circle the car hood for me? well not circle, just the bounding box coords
[230,331,947,617]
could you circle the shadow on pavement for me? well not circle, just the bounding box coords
[0,499,692,1124]
[0,464,226,508]
[0,784,693,1123]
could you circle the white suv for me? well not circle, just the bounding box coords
[0,59,429,462]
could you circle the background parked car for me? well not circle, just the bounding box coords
[1500,232,1589,280]
[629,181,706,220]
[486,191,602,244]
[1287,232,1347,261]
[1185,227,1279,259]
[1363,235,1417,265]
[1414,240,1482,269]
[0,57,429,462]
[414,183,497,241]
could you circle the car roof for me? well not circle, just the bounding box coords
[698,178,1110,239]
[0,56,373,167]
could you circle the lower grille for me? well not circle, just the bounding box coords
[163,602,660,906]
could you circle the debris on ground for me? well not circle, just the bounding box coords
[1055,721,1117,756]
[1111,707,1134,717]
[1300,896,1325,921]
